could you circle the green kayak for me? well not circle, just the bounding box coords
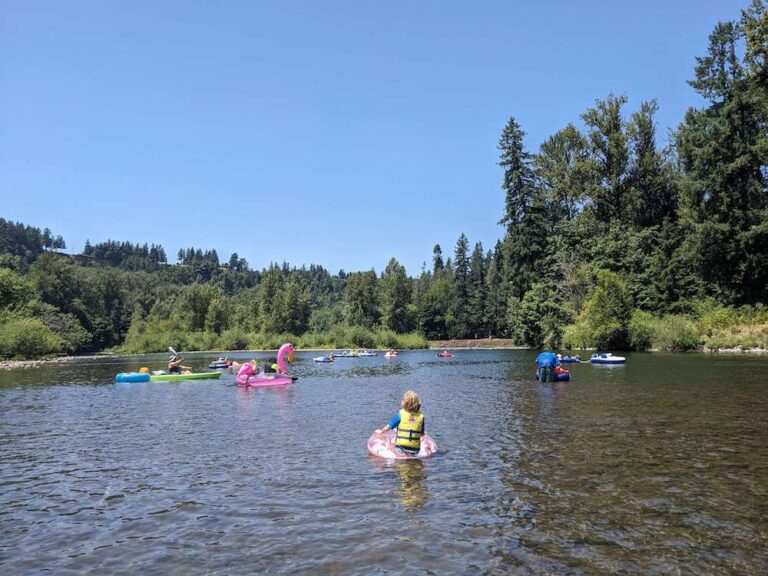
[150,372,222,382]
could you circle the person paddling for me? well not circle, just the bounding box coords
[168,355,192,374]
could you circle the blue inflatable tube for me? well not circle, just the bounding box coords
[115,372,150,383]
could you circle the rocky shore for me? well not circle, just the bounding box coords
[0,354,119,371]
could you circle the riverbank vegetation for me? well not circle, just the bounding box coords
[1,2,766,359]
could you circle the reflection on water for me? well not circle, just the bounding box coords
[1,350,767,574]
[394,460,428,511]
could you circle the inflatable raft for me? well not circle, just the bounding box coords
[559,355,582,363]
[149,372,221,382]
[590,353,626,364]
[115,372,150,383]
[236,372,293,387]
[313,355,334,363]
[367,430,437,460]
[535,370,571,382]
[436,351,453,358]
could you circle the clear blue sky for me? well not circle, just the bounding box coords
[0,0,744,276]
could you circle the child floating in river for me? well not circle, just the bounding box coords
[375,391,425,454]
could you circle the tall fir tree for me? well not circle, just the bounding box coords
[451,234,470,338]
[497,117,548,299]
[676,14,768,303]
[467,242,487,337]
[379,257,412,333]
[581,94,630,224]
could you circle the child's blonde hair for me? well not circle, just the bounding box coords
[401,390,421,412]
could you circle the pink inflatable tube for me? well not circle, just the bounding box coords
[367,430,438,460]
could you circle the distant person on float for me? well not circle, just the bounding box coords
[168,355,192,374]
[263,357,280,374]
[228,360,242,374]
[375,391,425,455]
[535,351,559,382]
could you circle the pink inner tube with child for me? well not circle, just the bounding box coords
[367,430,438,460]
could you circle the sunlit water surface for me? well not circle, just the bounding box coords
[1,350,767,574]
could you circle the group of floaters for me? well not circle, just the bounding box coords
[114,346,293,386]
[116,343,435,460]
[115,353,223,383]
[235,343,295,387]
[535,350,628,381]
[313,348,398,362]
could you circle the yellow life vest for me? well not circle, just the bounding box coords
[395,408,424,450]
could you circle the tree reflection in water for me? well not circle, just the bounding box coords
[394,460,428,511]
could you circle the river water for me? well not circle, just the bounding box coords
[1,350,766,574]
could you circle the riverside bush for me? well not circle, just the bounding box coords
[628,310,655,351]
[0,316,62,359]
[217,328,249,351]
[561,320,593,350]
[654,315,701,351]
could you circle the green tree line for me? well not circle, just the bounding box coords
[1,2,766,359]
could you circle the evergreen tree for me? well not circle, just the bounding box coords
[582,94,630,224]
[418,278,454,340]
[257,266,284,333]
[432,244,444,277]
[676,14,768,303]
[484,242,507,337]
[535,123,590,223]
[626,99,677,227]
[467,242,487,337]
[497,117,547,299]
[278,276,311,335]
[451,233,470,337]
[379,257,412,333]
[344,271,379,328]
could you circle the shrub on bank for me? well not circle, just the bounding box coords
[654,315,701,351]
[561,320,592,350]
[217,328,249,351]
[0,316,63,359]
[628,310,655,351]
